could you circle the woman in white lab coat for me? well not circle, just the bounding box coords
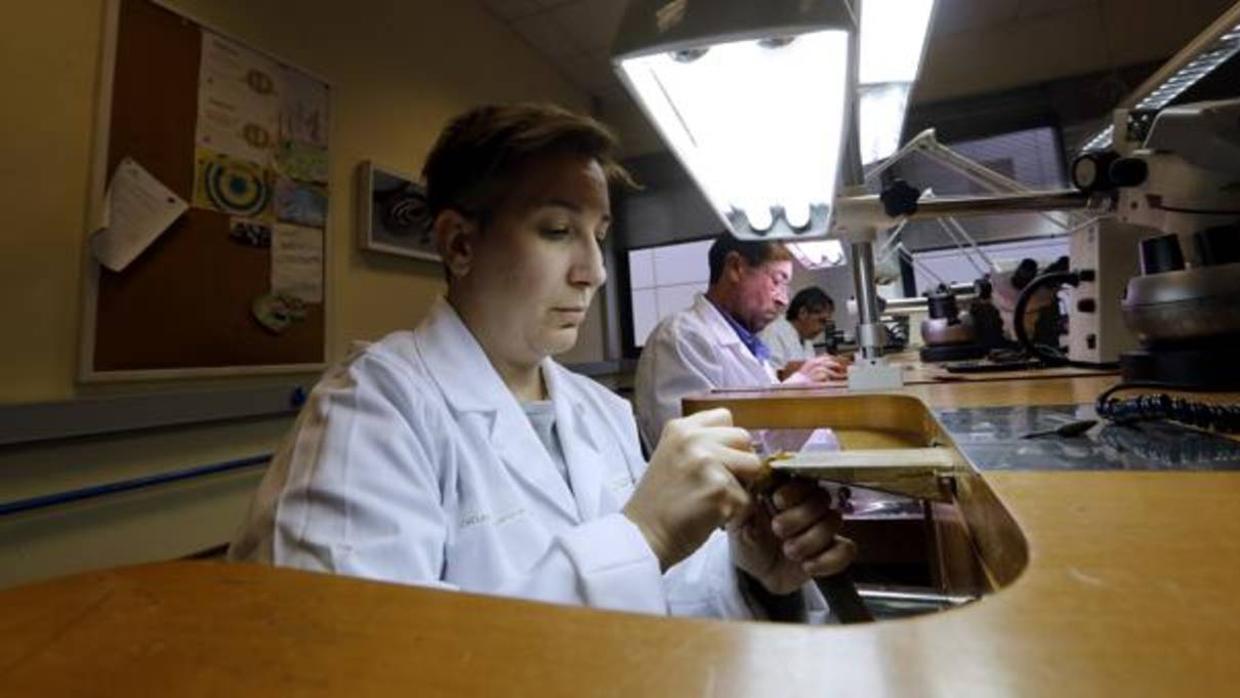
[229,104,855,619]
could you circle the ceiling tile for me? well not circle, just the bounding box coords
[478,0,544,21]
[1015,0,1096,20]
[933,0,1022,36]
[512,11,587,59]
[560,51,624,93]
[547,0,628,53]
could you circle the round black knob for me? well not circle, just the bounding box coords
[925,286,959,320]
[880,179,920,217]
[1011,258,1039,290]
[1139,234,1185,274]
[1109,157,1149,187]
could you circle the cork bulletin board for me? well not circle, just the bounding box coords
[80,0,330,380]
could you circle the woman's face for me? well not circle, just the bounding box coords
[450,152,610,367]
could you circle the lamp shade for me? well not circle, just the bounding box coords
[613,0,856,240]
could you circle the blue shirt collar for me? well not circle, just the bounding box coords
[707,297,771,362]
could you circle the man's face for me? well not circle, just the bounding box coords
[793,305,834,341]
[453,152,610,364]
[732,258,792,332]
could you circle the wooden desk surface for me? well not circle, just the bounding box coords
[3,376,1239,697]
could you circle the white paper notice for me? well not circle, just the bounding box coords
[90,157,189,272]
[196,30,280,164]
[271,223,323,303]
[279,65,329,148]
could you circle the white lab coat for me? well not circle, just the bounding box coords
[760,317,815,370]
[634,294,778,451]
[229,297,774,618]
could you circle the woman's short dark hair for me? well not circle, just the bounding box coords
[707,233,793,285]
[786,287,834,321]
[422,103,634,226]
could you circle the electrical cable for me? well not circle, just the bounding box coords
[1095,381,1240,433]
[1012,269,1120,370]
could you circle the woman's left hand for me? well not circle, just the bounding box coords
[729,479,857,595]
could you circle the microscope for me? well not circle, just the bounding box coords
[1072,98,1240,388]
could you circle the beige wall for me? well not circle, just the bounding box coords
[0,0,594,588]
[0,0,589,403]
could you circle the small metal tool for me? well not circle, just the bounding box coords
[1021,418,1098,439]
[763,448,958,503]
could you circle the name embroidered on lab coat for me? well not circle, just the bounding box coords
[460,511,489,529]
[460,507,526,529]
[494,508,526,525]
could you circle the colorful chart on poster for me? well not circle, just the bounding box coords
[195,149,272,217]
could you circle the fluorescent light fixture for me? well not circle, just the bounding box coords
[786,239,847,269]
[611,0,934,238]
[859,0,936,165]
[612,1,856,240]
[858,82,911,165]
[860,0,935,84]
[1133,23,1240,111]
[1080,125,1115,153]
[616,31,849,240]
[1079,16,1240,152]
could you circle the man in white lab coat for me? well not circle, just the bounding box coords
[229,104,855,620]
[760,286,839,379]
[634,236,848,450]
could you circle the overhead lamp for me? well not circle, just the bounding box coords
[858,0,936,165]
[612,1,936,245]
[612,1,855,241]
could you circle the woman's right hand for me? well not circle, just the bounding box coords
[622,408,762,571]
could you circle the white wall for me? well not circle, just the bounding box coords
[627,239,713,346]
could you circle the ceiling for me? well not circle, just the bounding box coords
[477,0,1236,102]
[476,0,1237,154]
[477,0,630,101]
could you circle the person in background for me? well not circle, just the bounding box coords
[229,103,854,621]
[634,235,849,451]
[761,286,846,380]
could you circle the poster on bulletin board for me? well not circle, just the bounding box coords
[79,0,331,380]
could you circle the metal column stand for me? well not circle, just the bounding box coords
[851,240,883,362]
[847,237,905,390]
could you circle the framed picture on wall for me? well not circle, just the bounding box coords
[356,160,438,261]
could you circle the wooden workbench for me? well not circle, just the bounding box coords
[3,375,1239,696]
